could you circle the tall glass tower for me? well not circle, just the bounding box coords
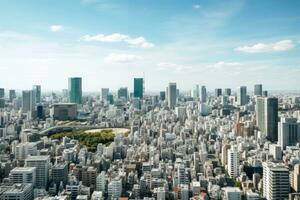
[68,77,82,104]
[133,78,143,99]
[33,85,41,103]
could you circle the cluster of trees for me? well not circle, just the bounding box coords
[50,129,115,151]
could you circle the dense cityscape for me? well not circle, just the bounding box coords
[0,78,299,200]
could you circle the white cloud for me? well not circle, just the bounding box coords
[193,5,201,9]
[208,61,242,69]
[50,25,63,32]
[235,40,295,53]
[104,53,142,63]
[80,33,154,48]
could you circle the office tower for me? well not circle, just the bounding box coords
[0,183,33,200]
[156,187,166,200]
[237,86,247,106]
[177,164,186,185]
[269,144,282,161]
[134,78,144,99]
[227,145,240,178]
[192,84,199,98]
[293,164,300,192]
[254,84,263,96]
[9,89,16,102]
[68,77,82,104]
[200,86,207,103]
[107,93,114,104]
[278,117,300,149]
[9,167,36,186]
[263,162,289,200]
[224,88,231,96]
[82,167,97,187]
[52,163,68,187]
[101,88,109,101]
[215,88,222,97]
[0,88,4,98]
[118,87,128,101]
[96,171,107,192]
[222,187,241,200]
[51,103,77,120]
[256,97,278,142]
[107,178,122,199]
[32,85,41,103]
[263,90,268,97]
[15,143,38,161]
[25,156,50,189]
[168,82,177,108]
[159,91,166,101]
[36,104,44,119]
[22,90,36,117]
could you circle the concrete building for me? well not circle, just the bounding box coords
[50,103,77,120]
[278,117,300,149]
[222,187,241,200]
[0,183,33,200]
[228,145,240,178]
[9,167,36,187]
[25,156,50,189]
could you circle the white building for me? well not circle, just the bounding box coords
[263,162,289,200]
[222,187,241,200]
[227,145,240,178]
[9,167,36,187]
[107,178,122,199]
[96,171,106,192]
[25,156,50,189]
[0,183,33,200]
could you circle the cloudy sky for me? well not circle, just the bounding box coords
[0,0,300,92]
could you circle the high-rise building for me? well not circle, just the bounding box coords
[9,89,16,102]
[159,91,166,101]
[68,77,82,104]
[200,86,207,103]
[168,83,177,108]
[22,90,36,117]
[96,171,107,192]
[118,87,128,101]
[293,164,300,192]
[133,78,143,99]
[215,88,222,97]
[256,97,278,142]
[0,183,33,200]
[32,85,41,103]
[237,86,247,106]
[263,90,268,97]
[224,88,231,96]
[278,117,300,149]
[52,163,68,187]
[82,166,97,188]
[0,88,4,98]
[177,164,186,185]
[107,178,122,199]
[101,88,109,101]
[263,162,289,200]
[227,145,240,178]
[192,84,199,98]
[9,167,36,186]
[254,84,263,96]
[25,156,50,189]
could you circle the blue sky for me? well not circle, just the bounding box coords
[0,0,299,91]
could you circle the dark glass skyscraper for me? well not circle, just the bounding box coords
[254,84,263,96]
[134,78,143,99]
[68,77,82,104]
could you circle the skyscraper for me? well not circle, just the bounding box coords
[159,91,166,101]
[22,90,36,115]
[215,88,222,97]
[192,84,199,98]
[9,89,16,102]
[32,85,41,103]
[227,145,240,178]
[278,117,300,149]
[168,82,177,108]
[68,77,82,104]
[256,97,278,142]
[0,88,4,98]
[237,86,247,106]
[254,84,263,96]
[25,156,50,189]
[118,87,128,101]
[263,162,289,200]
[200,86,207,103]
[224,88,231,96]
[133,78,143,99]
[101,88,109,101]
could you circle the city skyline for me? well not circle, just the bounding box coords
[0,0,300,91]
